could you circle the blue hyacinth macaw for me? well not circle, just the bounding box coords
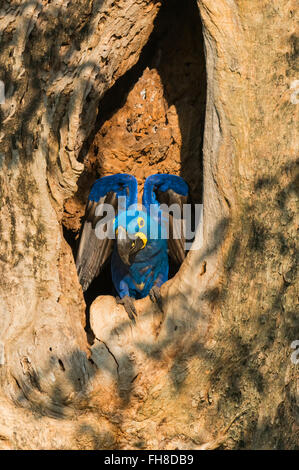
[76,174,189,321]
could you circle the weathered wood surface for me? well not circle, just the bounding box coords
[0,0,297,449]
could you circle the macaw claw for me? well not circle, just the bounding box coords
[149,285,163,311]
[116,295,137,324]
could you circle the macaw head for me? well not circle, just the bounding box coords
[114,209,149,265]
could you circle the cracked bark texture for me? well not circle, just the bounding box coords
[0,0,298,450]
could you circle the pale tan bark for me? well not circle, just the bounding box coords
[0,0,297,449]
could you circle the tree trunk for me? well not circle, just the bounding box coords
[0,0,297,450]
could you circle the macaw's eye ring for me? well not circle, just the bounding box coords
[137,217,145,228]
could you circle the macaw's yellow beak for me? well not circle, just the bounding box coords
[135,231,147,248]
[116,227,148,266]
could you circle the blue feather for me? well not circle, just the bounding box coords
[83,173,188,300]
[89,173,137,208]
[112,209,168,298]
[143,174,188,210]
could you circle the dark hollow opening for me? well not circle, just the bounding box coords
[63,0,206,328]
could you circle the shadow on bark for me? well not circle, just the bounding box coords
[1,0,298,451]
[64,0,207,314]
[6,154,298,449]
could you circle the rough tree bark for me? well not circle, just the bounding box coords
[0,0,298,449]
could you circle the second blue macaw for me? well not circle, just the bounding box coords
[76,173,189,321]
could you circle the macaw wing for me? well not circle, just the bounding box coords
[76,191,116,292]
[76,174,138,292]
[156,187,188,265]
[143,174,189,265]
